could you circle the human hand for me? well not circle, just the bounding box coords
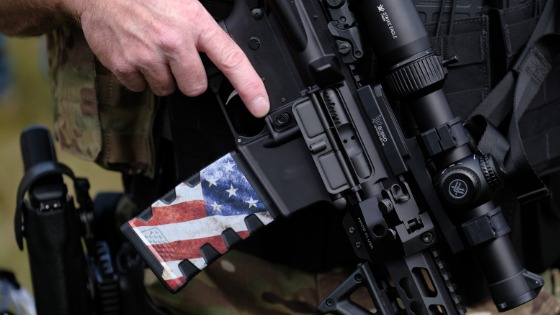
[65,0,270,117]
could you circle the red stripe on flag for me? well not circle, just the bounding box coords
[236,230,250,240]
[165,276,186,291]
[148,231,250,262]
[128,200,207,227]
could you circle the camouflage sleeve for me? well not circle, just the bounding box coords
[47,24,158,177]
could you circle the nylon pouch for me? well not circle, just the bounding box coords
[48,25,157,177]
[426,15,492,120]
[95,62,157,177]
[48,25,101,160]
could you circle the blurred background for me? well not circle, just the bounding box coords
[0,35,121,296]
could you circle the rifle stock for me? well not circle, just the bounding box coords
[122,0,544,314]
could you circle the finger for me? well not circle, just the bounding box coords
[198,21,269,118]
[168,45,208,97]
[138,60,177,96]
[113,66,148,93]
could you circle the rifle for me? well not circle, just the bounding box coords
[121,0,545,314]
[14,126,169,315]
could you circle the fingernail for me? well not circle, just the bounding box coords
[250,96,270,118]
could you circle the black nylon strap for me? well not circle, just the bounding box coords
[507,34,559,203]
[465,115,510,165]
[468,72,515,127]
[467,0,559,204]
[14,161,76,250]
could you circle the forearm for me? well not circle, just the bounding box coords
[0,0,75,36]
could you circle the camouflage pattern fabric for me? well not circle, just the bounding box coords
[47,25,102,161]
[146,250,560,315]
[145,249,373,315]
[95,62,157,177]
[47,25,158,177]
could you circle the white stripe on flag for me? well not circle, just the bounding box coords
[133,214,250,244]
[254,212,275,225]
[134,211,275,245]
[161,258,207,281]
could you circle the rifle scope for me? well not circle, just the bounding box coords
[354,0,543,311]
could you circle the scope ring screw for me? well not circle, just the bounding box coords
[338,42,351,55]
[421,232,434,244]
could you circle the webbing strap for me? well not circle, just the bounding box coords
[468,72,515,127]
[465,116,510,166]
[509,35,559,202]
[467,0,559,204]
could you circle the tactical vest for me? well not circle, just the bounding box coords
[417,0,556,180]
[412,0,560,273]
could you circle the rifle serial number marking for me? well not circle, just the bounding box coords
[377,5,398,39]
[372,115,388,146]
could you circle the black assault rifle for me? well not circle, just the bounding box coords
[14,125,170,315]
[122,0,543,314]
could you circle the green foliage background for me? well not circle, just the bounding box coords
[0,36,121,296]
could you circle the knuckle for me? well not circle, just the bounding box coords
[151,82,177,96]
[133,51,159,69]
[112,67,136,87]
[109,61,146,92]
[218,46,246,72]
[111,61,134,78]
[157,33,183,55]
[176,65,208,97]
[111,57,141,76]
[186,1,207,23]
